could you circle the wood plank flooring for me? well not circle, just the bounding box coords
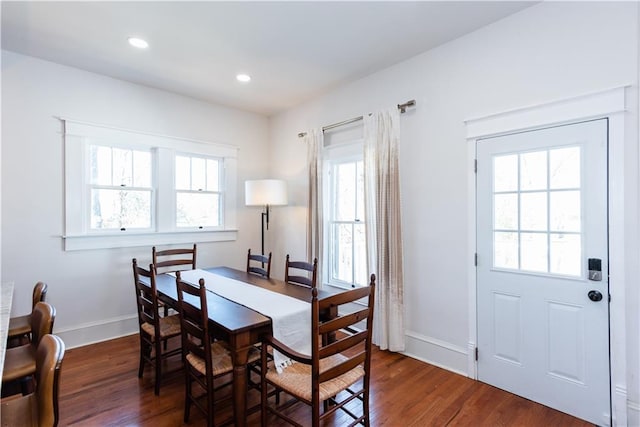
[55,334,592,426]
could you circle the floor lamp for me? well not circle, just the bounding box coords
[245,179,288,256]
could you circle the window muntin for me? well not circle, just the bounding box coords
[88,145,153,231]
[328,158,367,288]
[175,155,222,228]
[492,146,582,277]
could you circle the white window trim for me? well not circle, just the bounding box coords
[62,119,238,251]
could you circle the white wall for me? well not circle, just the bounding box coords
[1,50,270,347]
[269,2,639,423]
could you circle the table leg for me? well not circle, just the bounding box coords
[231,334,252,427]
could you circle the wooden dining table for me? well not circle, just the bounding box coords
[147,266,334,427]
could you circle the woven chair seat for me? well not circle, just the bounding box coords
[187,342,259,377]
[265,354,364,402]
[2,344,37,382]
[141,314,181,339]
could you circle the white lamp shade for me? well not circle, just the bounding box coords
[245,179,288,206]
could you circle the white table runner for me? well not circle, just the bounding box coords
[177,269,311,372]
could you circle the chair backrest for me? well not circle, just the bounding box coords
[175,272,212,374]
[35,334,65,427]
[31,302,56,349]
[152,244,197,274]
[285,254,318,288]
[32,281,48,310]
[312,274,375,387]
[132,258,161,338]
[247,249,272,278]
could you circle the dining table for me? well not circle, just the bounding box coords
[146,266,335,427]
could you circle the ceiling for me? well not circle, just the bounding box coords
[1,1,535,116]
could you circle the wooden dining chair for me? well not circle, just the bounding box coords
[260,274,376,427]
[284,254,318,288]
[152,244,197,274]
[175,272,259,427]
[7,281,48,347]
[2,302,56,393]
[132,258,182,396]
[0,334,66,427]
[247,249,272,278]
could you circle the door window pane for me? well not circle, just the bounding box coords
[550,147,580,189]
[550,234,581,276]
[550,191,581,232]
[520,233,547,272]
[520,192,547,231]
[520,151,547,191]
[494,232,518,269]
[494,193,518,230]
[494,155,518,192]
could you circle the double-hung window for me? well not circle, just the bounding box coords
[324,137,367,289]
[64,120,238,250]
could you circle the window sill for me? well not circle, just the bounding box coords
[62,229,238,251]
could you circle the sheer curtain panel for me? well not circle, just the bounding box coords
[305,128,324,283]
[364,109,405,351]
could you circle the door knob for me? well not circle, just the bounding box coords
[588,290,603,302]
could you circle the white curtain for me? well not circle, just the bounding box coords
[305,128,324,282]
[364,109,405,352]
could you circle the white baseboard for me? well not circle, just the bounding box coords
[628,397,640,427]
[402,330,468,376]
[54,314,138,349]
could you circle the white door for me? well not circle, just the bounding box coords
[476,119,610,425]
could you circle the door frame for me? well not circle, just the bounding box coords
[465,86,630,425]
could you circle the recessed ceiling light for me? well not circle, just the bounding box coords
[128,37,149,49]
[236,74,251,83]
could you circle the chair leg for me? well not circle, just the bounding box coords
[154,340,162,396]
[184,372,191,423]
[138,338,148,379]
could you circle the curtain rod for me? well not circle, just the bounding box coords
[297,99,416,138]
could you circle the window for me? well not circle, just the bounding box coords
[89,145,153,231]
[175,155,221,228]
[64,120,238,250]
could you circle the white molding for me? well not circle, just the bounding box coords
[55,314,138,349]
[403,330,468,376]
[465,86,629,139]
[465,86,629,425]
[63,229,238,251]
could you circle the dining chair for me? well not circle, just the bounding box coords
[2,301,56,393]
[153,244,197,317]
[284,254,318,288]
[0,334,65,427]
[175,271,259,427]
[132,258,182,396]
[247,249,272,279]
[260,274,376,427]
[7,281,48,347]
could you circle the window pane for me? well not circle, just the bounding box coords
[356,161,364,221]
[520,192,547,231]
[176,192,219,227]
[175,156,190,190]
[90,189,151,229]
[191,158,206,191]
[335,163,356,221]
[494,232,518,269]
[550,190,581,232]
[354,223,367,286]
[333,223,353,283]
[521,232,547,272]
[90,146,112,185]
[494,154,518,192]
[206,159,220,191]
[520,151,547,191]
[112,148,132,186]
[494,193,518,230]
[550,233,581,276]
[550,147,580,189]
[133,151,151,188]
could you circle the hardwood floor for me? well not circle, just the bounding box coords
[55,334,592,426]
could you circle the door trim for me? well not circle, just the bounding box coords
[465,85,629,425]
